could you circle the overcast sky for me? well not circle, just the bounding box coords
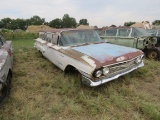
[0,0,160,27]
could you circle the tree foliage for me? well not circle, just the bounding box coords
[62,14,77,28]
[79,19,89,25]
[152,20,160,25]
[124,21,135,26]
[110,25,117,27]
[0,14,90,30]
[0,16,45,30]
[49,18,62,28]
[29,15,45,25]
[1,18,12,29]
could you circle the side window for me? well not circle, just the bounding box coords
[52,34,58,44]
[99,30,105,36]
[131,30,138,37]
[118,29,130,36]
[58,36,64,46]
[39,32,45,40]
[105,29,117,36]
[46,33,52,43]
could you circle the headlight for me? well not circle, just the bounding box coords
[94,70,102,78]
[135,56,142,64]
[103,67,110,75]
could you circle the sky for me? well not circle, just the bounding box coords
[0,0,160,28]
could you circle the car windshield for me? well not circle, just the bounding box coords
[131,27,150,37]
[59,30,103,46]
[147,29,160,36]
[146,29,157,36]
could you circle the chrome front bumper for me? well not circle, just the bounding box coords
[81,61,144,87]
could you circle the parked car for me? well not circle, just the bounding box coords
[34,29,144,87]
[100,27,160,60]
[0,33,13,102]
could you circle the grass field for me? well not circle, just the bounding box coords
[0,39,160,120]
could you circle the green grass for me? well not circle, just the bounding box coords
[0,39,160,120]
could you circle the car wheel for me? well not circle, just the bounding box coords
[0,72,11,103]
[147,49,159,59]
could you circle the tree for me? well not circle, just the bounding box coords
[94,26,98,28]
[0,18,12,29]
[124,21,135,26]
[0,15,47,30]
[15,18,27,30]
[49,18,62,28]
[62,14,77,28]
[110,25,117,27]
[152,20,160,25]
[79,19,89,25]
[70,17,77,27]
[0,21,4,28]
[29,15,45,25]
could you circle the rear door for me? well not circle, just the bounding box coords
[43,33,60,67]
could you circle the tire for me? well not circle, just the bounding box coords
[147,49,160,60]
[0,72,11,103]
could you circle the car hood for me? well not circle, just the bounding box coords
[71,43,143,64]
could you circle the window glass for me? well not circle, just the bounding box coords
[99,30,105,36]
[105,29,117,36]
[39,32,45,39]
[95,30,102,35]
[131,28,150,37]
[117,28,130,36]
[59,30,103,46]
[52,34,58,44]
[46,33,52,43]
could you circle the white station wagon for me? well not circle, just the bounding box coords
[34,29,144,86]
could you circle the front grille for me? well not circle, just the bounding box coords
[95,57,140,80]
[109,59,136,74]
[93,56,142,81]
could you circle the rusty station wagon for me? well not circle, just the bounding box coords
[100,27,160,60]
[34,29,144,86]
[0,33,13,102]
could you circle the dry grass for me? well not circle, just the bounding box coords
[0,39,160,120]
